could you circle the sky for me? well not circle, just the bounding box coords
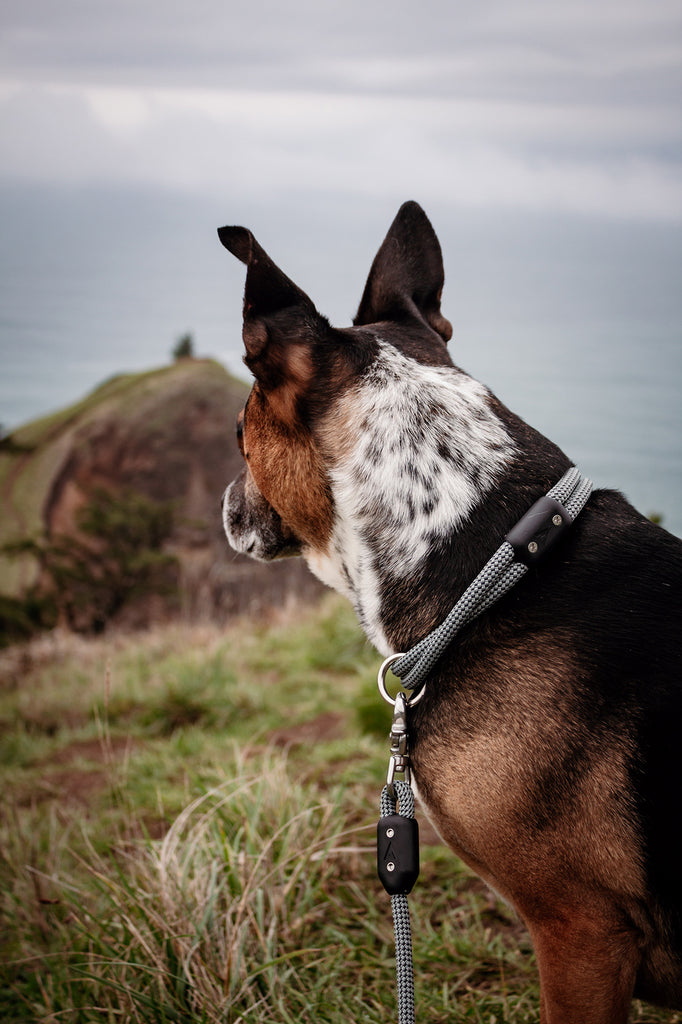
[1,0,681,221]
[0,1,681,531]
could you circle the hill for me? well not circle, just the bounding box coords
[0,359,321,632]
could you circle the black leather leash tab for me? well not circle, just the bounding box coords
[505,495,571,566]
[377,813,420,896]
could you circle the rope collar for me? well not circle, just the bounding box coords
[382,466,593,695]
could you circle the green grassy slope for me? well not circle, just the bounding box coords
[0,597,675,1022]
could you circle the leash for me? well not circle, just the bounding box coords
[378,775,418,1024]
[376,466,593,1023]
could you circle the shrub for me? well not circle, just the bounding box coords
[1,488,178,638]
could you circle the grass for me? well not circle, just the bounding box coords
[0,594,678,1022]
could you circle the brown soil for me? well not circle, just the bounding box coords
[21,736,136,809]
[269,711,345,749]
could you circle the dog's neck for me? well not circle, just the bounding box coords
[308,340,541,655]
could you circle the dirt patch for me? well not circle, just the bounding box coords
[269,711,345,749]
[45,735,136,767]
[21,735,138,809]
[36,767,109,807]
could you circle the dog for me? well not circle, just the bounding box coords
[217,201,682,1022]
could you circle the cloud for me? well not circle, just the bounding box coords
[0,81,679,221]
[2,0,680,98]
[0,0,680,221]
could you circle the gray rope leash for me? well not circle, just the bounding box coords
[379,780,417,1024]
[392,467,593,692]
[376,467,593,1024]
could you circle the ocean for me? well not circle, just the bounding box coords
[1,182,680,536]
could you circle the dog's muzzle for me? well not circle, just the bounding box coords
[222,469,301,561]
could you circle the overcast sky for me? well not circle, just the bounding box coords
[1,0,681,221]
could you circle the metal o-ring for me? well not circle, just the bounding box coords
[377,654,426,707]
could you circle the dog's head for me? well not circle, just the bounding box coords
[219,201,453,558]
[218,202,515,650]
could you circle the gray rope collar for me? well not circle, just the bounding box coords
[389,466,593,693]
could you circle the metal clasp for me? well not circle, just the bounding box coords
[377,655,425,798]
[386,691,411,797]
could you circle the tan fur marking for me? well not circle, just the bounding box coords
[413,634,645,916]
[244,389,333,548]
[266,343,314,426]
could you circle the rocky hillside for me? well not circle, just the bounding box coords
[0,359,322,629]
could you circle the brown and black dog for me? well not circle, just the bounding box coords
[218,201,682,1022]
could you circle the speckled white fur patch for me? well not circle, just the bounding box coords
[309,341,517,652]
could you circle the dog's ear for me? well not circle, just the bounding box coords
[354,201,452,343]
[218,225,329,419]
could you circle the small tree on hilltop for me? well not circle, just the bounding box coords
[172,332,194,361]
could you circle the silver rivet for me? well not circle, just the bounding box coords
[386,828,395,838]
[552,514,563,526]
[528,541,538,554]
[387,862,395,872]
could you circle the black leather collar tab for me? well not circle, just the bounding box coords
[505,495,571,566]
